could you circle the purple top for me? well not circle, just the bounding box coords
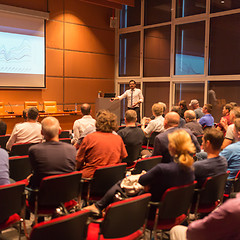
[0,148,10,186]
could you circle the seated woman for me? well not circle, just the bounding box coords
[85,129,195,218]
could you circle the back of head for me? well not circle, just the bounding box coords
[171,106,180,115]
[229,102,237,108]
[204,104,212,113]
[234,118,240,140]
[152,103,163,116]
[125,110,137,123]
[81,103,91,115]
[203,128,224,151]
[232,107,240,118]
[184,110,196,121]
[27,107,39,120]
[41,117,60,140]
[165,111,180,127]
[168,129,195,168]
[158,102,167,113]
[224,103,232,113]
[96,110,118,133]
[0,120,7,135]
[179,100,187,110]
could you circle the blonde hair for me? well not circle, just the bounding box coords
[168,129,195,168]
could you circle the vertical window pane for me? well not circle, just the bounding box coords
[176,0,206,18]
[144,26,171,77]
[175,22,205,75]
[119,32,140,77]
[211,0,240,13]
[143,82,170,117]
[145,0,171,25]
[209,14,240,75]
[175,83,204,107]
[120,0,141,28]
[208,81,240,122]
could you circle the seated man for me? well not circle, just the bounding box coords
[194,128,227,187]
[0,120,7,135]
[117,110,144,166]
[28,117,76,190]
[217,103,232,134]
[0,148,10,186]
[76,110,127,178]
[6,107,42,151]
[184,110,203,137]
[170,193,240,240]
[199,104,214,129]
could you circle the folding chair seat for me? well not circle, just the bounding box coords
[29,210,91,240]
[26,171,82,224]
[87,193,151,240]
[131,155,162,174]
[147,182,196,240]
[193,172,229,216]
[142,131,159,151]
[0,134,10,150]
[9,155,32,181]
[0,181,26,239]
[82,163,127,204]
[9,142,33,156]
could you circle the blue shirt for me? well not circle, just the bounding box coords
[199,114,214,128]
[0,148,10,186]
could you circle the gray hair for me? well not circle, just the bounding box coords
[41,117,60,139]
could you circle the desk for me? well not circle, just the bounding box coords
[0,111,82,134]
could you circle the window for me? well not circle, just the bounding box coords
[211,0,240,13]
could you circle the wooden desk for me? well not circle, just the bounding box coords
[0,111,82,134]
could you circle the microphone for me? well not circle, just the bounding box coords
[8,102,14,114]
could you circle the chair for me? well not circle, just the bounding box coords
[24,101,39,110]
[0,134,10,150]
[0,102,5,114]
[59,138,71,144]
[193,172,229,216]
[83,163,127,204]
[131,155,162,174]
[29,210,91,240]
[59,130,70,138]
[26,171,82,224]
[147,182,196,239]
[43,101,57,113]
[0,181,26,240]
[196,134,203,146]
[9,142,33,156]
[87,193,151,240]
[9,155,32,181]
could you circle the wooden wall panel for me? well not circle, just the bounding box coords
[65,23,114,54]
[46,21,64,49]
[46,49,64,77]
[64,78,114,103]
[48,0,64,21]
[65,51,114,78]
[0,0,47,11]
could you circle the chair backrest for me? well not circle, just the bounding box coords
[89,163,127,197]
[0,182,25,223]
[101,193,151,238]
[59,130,70,138]
[196,135,203,146]
[157,182,196,219]
[59,138,71,144]
[9,155,32,181]
[233,170,240,192]
[198,172,229,206]
[123,142,142,166]
[43,101,57,113]
[149,131,160,147]
[0,135,10,150]
[24,101,39,110]
[132,156,162,174]
[30,210,90,240]
[0,102,5,114]
[9,142,33,156]
[38,171,82,207]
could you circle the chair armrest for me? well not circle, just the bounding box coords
[89,218,104,224]
[149,201,160,206]
[25,187,39,193]
[81,177,93,182]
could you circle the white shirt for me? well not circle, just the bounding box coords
[118,88,143,108]
[143,115,165,137]
[72,115,96,144]
[6,122,42,151]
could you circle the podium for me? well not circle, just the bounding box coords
[95,98,121,125]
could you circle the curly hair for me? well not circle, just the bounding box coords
[96,110,118,133]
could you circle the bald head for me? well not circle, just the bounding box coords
[184,110,196,122]
[41,117,60,140]
[81,103,91,115]
[164,112,180,129]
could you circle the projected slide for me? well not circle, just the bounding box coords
[0,31,44,75]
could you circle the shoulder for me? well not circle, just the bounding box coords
[0,148,8,158]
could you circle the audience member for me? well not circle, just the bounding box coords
[76,110,127,178]
[189,99,204,119]
[217,103,232,134]
[194,128,227,187]
[221,106,240,149]
[171,106,186,128]
[6,107,42,151]
[0,148,10,186]
[229,102,237,108]
[152,112,200,163]
[179,100,188,119]
[118,110,144,166]
[141,103,164,137]
[72,103,96,144]
[220,118,240,192]
[199,104,214,129]
[170,192,240,240]
[0,120,7,135]
[184,110,203,137]
[28,117,76,190]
